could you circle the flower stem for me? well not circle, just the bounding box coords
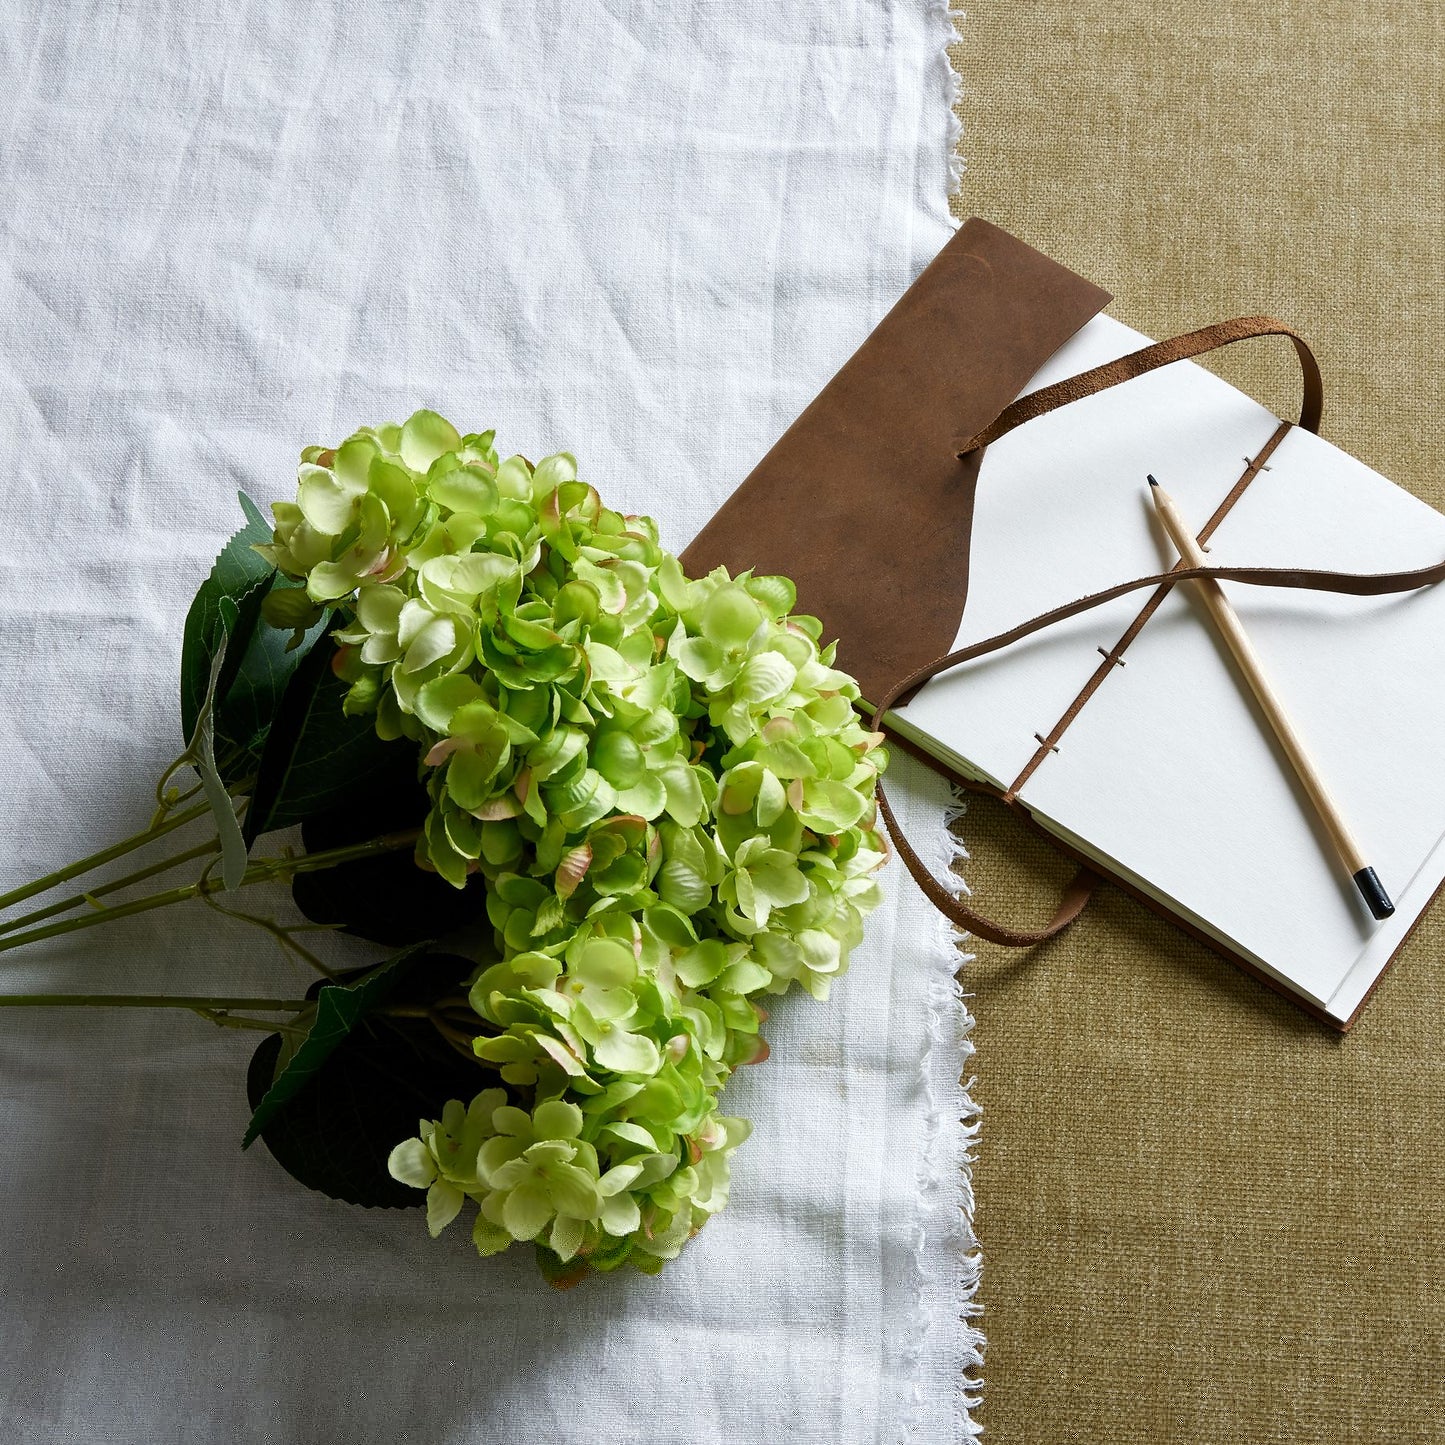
[0,801,213,914]
[0,829,421,958]
[0,994,311,1010]
[0,840,222,937]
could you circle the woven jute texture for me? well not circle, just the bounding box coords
[946,4,1444,1441]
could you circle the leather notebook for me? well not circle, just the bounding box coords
[682,218,1445,1030]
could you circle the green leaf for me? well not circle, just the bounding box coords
[243,635,402,844]
[243,945,425,1148]
[289,754,489,945]
[180,494,274,746]
[243,955,486,1208]
[217,589,330,767]
[180,493,328,783]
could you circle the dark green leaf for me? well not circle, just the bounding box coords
[243,946,425,1148]
[243,635,401,844]
[216,590,329,769]
[180,493,327,783]
[290,750,490,945]
[180,495,274,745]
[243,953,490,1208]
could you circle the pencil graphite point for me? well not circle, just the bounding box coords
[1147,474,1159,487]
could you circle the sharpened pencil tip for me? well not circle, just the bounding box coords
[1147,475,1159,487]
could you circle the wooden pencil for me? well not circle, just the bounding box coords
[1147,475,1394,920]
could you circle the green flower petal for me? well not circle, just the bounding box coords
[387,1137,438,1189]
[473,1213,513,1258]
[547,1163,602,1220]
[429,464,499,517]
[416,673,485,733]
[592,1027,662,1076]
[427,1179,465,1237]
[332,436,380,490]
[297,465,359,534]
[549,1211,586,1263]
[573,937,637,988]
[600,1191,642,1237]
[501,1184,554,1241]
[400,409,462,472]
[401,614,459,674]
[533,1099,584,1141]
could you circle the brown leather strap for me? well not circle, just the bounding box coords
[872,552,1445,944]
[874,778,1100,946]
[955,316,1324,455]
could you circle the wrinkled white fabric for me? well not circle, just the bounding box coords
[0,3,976,1440]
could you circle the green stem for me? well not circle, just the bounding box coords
[0,994,311,1010]
[0,840,222,938]
[192,1009,310,1034]
[0,829,421,958]
[0,801,214,914]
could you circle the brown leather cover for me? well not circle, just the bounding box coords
[680,217,1111,707]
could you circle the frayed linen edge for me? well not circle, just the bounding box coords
[930,0,966,197]
[898,789,984,1442]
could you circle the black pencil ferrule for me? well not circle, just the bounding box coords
[1352,867,1395,921]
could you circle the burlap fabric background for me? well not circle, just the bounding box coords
[945,4,1443,1441]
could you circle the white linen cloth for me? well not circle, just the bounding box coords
[0,2,978,1439]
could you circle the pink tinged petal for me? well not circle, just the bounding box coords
[360,546,395,578]
[685,1136,703,1166]
[555,843,592,899]
[501,1185,554,1241]
[425,736,466,766]
[535,1033,588,1076]
[471,794,522,820]
[786,778,806,813]
[736,1034,771,1066]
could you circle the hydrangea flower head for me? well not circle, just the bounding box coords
[264,412,887,1280]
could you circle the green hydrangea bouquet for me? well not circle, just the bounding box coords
[0,411,888,1284]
